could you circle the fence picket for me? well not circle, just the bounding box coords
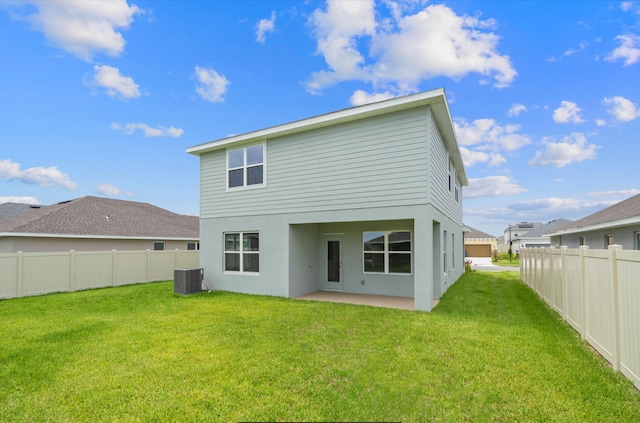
[0,249,200,300]
[520,246,640,390]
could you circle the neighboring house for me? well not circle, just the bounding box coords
[498,222,542,253]
[0,203,41,219]
[0,196,199,253]
[463,226,498,258]
[516,218,573,251]
[548,193,640,249]
[187,89,468,311]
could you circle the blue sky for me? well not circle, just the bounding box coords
[1,1,639,236]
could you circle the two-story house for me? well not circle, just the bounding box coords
[187,89,467,311]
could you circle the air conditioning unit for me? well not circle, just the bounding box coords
[174,268,203,295]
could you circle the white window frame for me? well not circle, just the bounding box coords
[153,241,165,251]
[363,230,412,275]
[226,143,266,191]
[448,156,452,192]
[224,232,260,274]
[187,242,200,251]
[605,234,614,249]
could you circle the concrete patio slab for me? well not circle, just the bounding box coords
[295,291,420,311]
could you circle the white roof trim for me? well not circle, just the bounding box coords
[547,215,640,237]
[0,232,199,241]
[186,88,467,186]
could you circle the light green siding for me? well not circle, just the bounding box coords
[427,108,463,225]
[200,107,431,219]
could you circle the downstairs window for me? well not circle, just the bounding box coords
[224,232,259,273]
[363,231,412,274]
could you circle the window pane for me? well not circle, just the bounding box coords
[364,253,384,272]
[228,149,244,168]
[229,169,244,188]
[388,231,411,251]
[153,242,165,251]
[243,253,260,272]
[389,253,411,273]
[363,232,385,251]
[243,233,259,251]
[225,253,240,271]
[247,165,263,185]
[225,233,240,251]
[246,145,263,165]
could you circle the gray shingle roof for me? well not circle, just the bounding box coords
[554,194,640,232]
[464,226,497,239]
[521,218,573,237]
[0,196,198,239]
[0,203,43,219]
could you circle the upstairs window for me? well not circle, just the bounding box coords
[227,144,265,189]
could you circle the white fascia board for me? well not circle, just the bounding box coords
[187,89,445,154]
[186,89,468,185]
[0,232,199,241]
[547,215,640,237]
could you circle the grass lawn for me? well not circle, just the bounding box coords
[493,257,520,267]
[1,272,639,422]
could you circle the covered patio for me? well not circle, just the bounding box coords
[295,291,439,311]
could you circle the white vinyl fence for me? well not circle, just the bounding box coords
[521,245,640,390]
[0,249,200,299]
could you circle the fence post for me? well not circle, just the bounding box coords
[579,245,589,340]
[146,249,151,283]
[560,246,568,322]
[69,250,76,292]
[16,251,23,298]
[609,244,622,372]
[548,247,554,306]
[112,249,117,287]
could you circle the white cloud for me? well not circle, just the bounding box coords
[464,175,526,198]
[528,132,598,168]
[606,34,640,66]
[256,11,276,43]
[0,196,39,205]
[563,41,588,57]
[96,183,132,196]
[194,66,230,103]
[91,65,140,99]
[603,96,640,122]
[307,0,376,93]
[621,2,633,12]
[454,118,531,151]
[553,101,585,124]
[459,147,505,168]
[0,159,78,190]
[349,90,396,106]
[8,0,141,61]
[509,197,587,213]
[507,103,527,117]
[307,2,516,95]
[111,122,184,138]
[586,188,640,198]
